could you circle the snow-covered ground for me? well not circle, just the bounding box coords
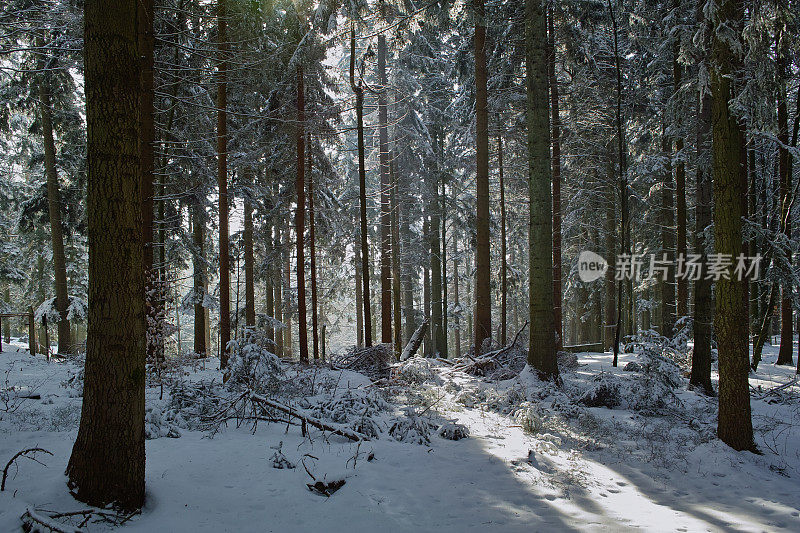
[0,337,798,532]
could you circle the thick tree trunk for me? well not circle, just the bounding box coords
[39,76,71,355]
[217,0,231,367]
[473,0,492,355]
[711,0,753,450]
[526,0,558,379]
[428,132,444,357]
[295,67,309,364]
[308,136,320,361]
[67,0,145,509]
[548,9,563,351]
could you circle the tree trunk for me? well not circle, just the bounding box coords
[498,134,508,347]
[428,132,444,357]
[39,73,71,355]
[711,0,754,450]
[776,20,793,366]
[661,129,676,338]
[390,160,403,358]
[67,0,145,509]
[193,202,206,356]
[691,72,714,394]
[274,222,283,356]
[378,33,392,344]
[526,0,558,379]
[453,236,461,358]
[217,0,231,368]
[295,66,309,364]
[604,158,617,351]
[244,172,255,329]
[674,37,688,318]
[350,27,372,347]
[308,135,320,361]
[548,9,563,351]
[473,0,492,355]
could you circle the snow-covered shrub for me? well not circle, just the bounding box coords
[389,414,434,445]
[577,374,621,408]
[60,366,84,397]
[269,441,296,469]
[227,329,283,394]
[513,404,543,434]
[145,405,182,439]
[437,422,470,441]
[167,379,226,430]
[306,387,390,438]
[393,356,440,385]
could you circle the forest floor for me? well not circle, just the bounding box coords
[0,338,798,532]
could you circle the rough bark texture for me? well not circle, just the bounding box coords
[428,131,444,357]
[308,136,320,361]
[244,173,255,329]
[350,27,371,347]
[691,75,713,394]
[39,75,71,355]
[378,33,392,344]
[711,0,753,450]
[661,130,676,338]
[473,0,492,355]
[776,19,793,366]
[674,37,688,318]
[67,0,145,509]
[548,10,563,351]
[217,0,231,367]
[192,203,206,356]
[296,66,309,364]
[526,0,558,379]
[498,134,507,347]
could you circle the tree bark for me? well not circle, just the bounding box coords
[473,0,492,355]
[548,9,563,351]
[661,129,676,338]
[244,172,255,329]
[378,33,392,344]
[192,202,206,356]
[711,0,754,450]
[350,26,372,346]
[308,135,320,361]
[39,71,71,355]
[526,0,558,379]
[673,34,688,318]
[217,0,231,368]
[67,0,145,509]
[296,66,309,364]
[498,134,508,347]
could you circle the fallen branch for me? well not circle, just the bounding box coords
[21,508,83,533]
[2,447,52,491]
[400,320,429,361]
[250,393,367,442]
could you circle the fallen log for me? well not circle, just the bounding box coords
[400,320,429,361]
[250,393,367,442]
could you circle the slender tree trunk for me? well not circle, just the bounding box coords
[350,27,372,346]
[498,134,508,347]
[711,0,754,450]
[355,255,364,348]
[661,128,676,338]
[283,217,292,358]
[674,36,688,318]
[391,160,403,358]
[273,220,283,356]
[39,73,71,355]
[2,288,9,343]
[244,172,255,328]
[776,19,793,365]
[453,235,461,358]
[526,0,558,379]
[216,0,231,368]
[609,0,628,366]
[378,33,392,344]
[308,135,319,361]
[67,0,145,508]
[296,66,309,364]
[193,203,206,356]
[691,59,714,393]
[548,9,563,351]
[604,158,617,351]
[423,219,431,356]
